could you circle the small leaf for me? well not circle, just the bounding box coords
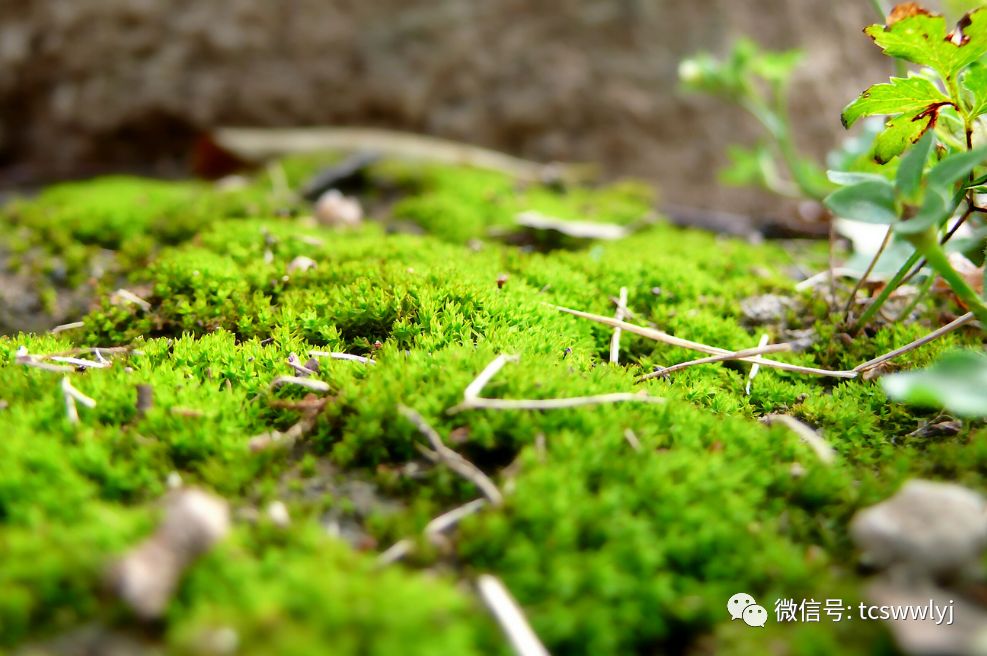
[873,111,942,164]
[882,350,987,417]
[824,179,898,223]
[865,6,987,81]
[842,75,952,163]
[961,62,987,118]
[841,75,952,128]
[927,146,987,188]
[896,130,934,199]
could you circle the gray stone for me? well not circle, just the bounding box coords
[850,480,987,580]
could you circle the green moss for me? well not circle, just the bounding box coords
[1,159,984,654]
[168,526,500,656]
[379,160,656,243]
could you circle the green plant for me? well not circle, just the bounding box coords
[824,3,987,329]
[882,348,987,416]
[678,39,833,200]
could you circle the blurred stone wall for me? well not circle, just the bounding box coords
[0,0,902,215]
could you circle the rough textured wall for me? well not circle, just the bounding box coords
[0,0,897,214]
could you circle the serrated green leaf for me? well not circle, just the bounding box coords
[961,63,987,118]
[874,111,940,164]
[895,187,950,234]
[824,179,897,223]
[842,76,951,128]
[865,8,987,81]
[927,146,987,188]
[896,130,935,199]
[882,350,987,417]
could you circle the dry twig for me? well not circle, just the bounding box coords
[425,498,488,538]
[638,342,793,382]
[477,574,550,656]
[287,352,318,376]
[270,376,331,392]
[555,306,857,379]
[746,334,771,395]
[448,354,664,413]
[308,351,376,365]
[623,428,642,452]
[852,312,976,373]
[762,414,836,465]
[399,405,503,505]
[610,287,628,364]
[49,321,85,334]
[377,539,415,565]
[61,376,96,423]
[111,288,152,312]
[16,346,75,372]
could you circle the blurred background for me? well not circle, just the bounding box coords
[0,0,953,219]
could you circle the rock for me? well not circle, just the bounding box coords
[314,189,363,227]
[0,1,887,219]
[286,255,317,274]
[109,488,230,620]
[740,294,793,324]
[865,579,987,656]
[850,480,987,581]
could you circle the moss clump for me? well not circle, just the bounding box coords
[1,158,984,654]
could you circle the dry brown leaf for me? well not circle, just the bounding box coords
[887,2,933,26]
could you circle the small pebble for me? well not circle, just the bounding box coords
[850,479,987,580]
[287,255,317,274]
[314,189,363,227]
[267,501,290,527]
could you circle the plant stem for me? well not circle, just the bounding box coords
[894,271,936,323]
[906,227,987,325]
[896,203,975,288]
[867,0,886,21]
[743,94,829,201]
[851,250,923,333]
[842,226,894,323]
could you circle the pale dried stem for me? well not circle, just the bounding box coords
[610,287,628,364]
[554,306,857,378]
[49,321,85,334]
[637,342,792,382]
[451,353,663,413]
[762,414,836,464]
[623,428,642,452]
[308,351,376,365]
[852,312,976,373]
[746,334,771,395]
[399,405,503,506]
[476,574,550,656]
[463,354,519,400]
[425,498,488,537]
[450,393,663,414]
[270,376,330,392]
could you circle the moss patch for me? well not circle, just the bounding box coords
[1,157,984,654]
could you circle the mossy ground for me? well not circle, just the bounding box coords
[0,156,984,655]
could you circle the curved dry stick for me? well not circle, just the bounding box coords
[399,405,503,506]
[449,393,664,414]
[637,342,793,382]
[853,312,976,373]
[554,305,858,379]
